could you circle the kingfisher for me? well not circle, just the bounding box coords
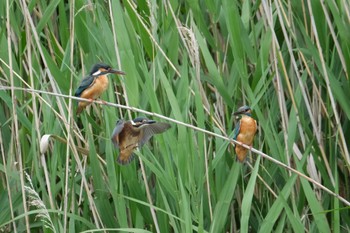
[74,63,125,114]
[111,117,171,165]
[232,105,257,162]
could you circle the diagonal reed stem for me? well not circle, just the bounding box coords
[1,86,349,207]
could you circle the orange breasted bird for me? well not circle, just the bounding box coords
[111,117,171,165]
[74,63,125,114]
[233,105,257,162]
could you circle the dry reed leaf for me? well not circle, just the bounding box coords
[40,134,52,154]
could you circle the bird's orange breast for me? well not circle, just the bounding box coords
[237,116,257,145]
[80,75,109,100]
[235,115,257,162]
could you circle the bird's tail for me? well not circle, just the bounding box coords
[76,106,83,115]
[117,153,135,165]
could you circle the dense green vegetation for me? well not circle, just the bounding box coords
[1,0,349,232]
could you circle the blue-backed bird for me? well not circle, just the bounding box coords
[233,105,257,162]
[74,63,125,114]
[111,117,171,165]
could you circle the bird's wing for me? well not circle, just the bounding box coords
[139,122,171,147]
[233,120,241,141]
[111,120,125,148]
[74,75,96,97]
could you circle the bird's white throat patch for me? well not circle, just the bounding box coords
[92,70,101,76]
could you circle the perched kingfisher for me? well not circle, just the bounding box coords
[233,105,257,162]
[74,63,125,114]
[111,117,171,165]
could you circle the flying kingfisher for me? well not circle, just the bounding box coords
[233,105,257,162]
[111,117,171,165]
[74,63,125,114]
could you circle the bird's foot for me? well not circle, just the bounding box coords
[88,98,94,103]
[99,100,107,105]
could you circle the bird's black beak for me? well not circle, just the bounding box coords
[146,120,156,124]
[109,69,126,75]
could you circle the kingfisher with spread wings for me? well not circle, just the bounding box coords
[111,117,171,165]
